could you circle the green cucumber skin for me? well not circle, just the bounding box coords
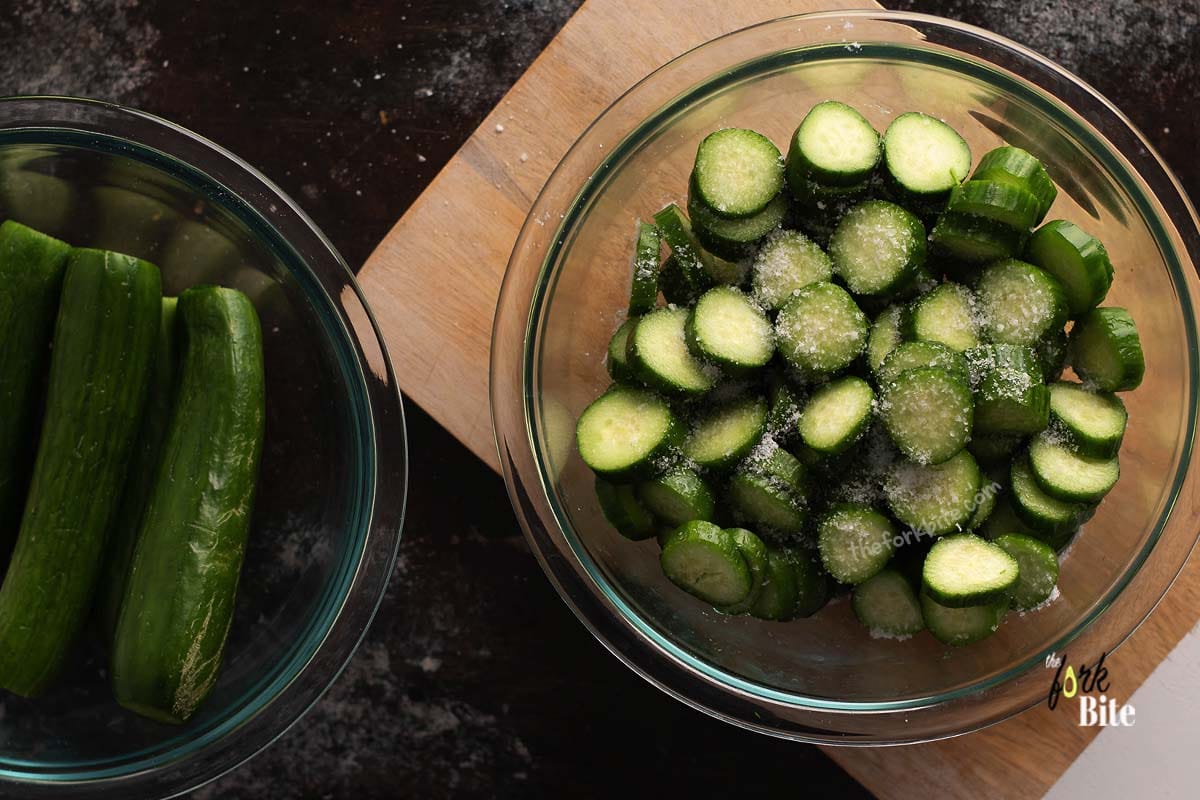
[0,249,162,696]
[0,221,72,551]
[112,286,265,723]
[99,297,181,637]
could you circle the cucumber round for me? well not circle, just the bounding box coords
[750,547,802,620]
[629,222,661,315]
[727,471,806,536]
[789,549,831,617]
[882,112,971,199]
[628,307,719,395]
[654,204,713,294]
[930,212,1026,264]
[1024,219,1114,317]
[606,317,639,383]
[921,593,1009,646]
[595,477,657,540]
[576,386,679,478]
[775,281,868,374]
[921,533,1019,608]
[972,145,1057,220]
[992,533,1059,610]
[818,505,897,584]
[829,200,925,296]
[852,569,925,638]
[1068,306,1145,392]
[786,100,881,189]
[885,450,983,535]
[876,341,970,388]
[660,521,753,606]
[880,367,973,465]
[970,344,1050,435]
[867,305,904,373]
[637,468,717,526]
[693,128,785,218]
[798,376,875,455]
[686,286,774,371]
[946,179,1042,230]
[718,528,771,614]
[905,282,979,353]
[968,433,1024,466]
[1009,456,1092,538]
[1048,381,1127,458]
[690,188,788,260]
[975,259,1068,346]
[751,228,833,311]
[682,396,768,471]
[1028,431,1119,503]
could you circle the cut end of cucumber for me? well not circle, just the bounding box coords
[867,305,904,373]
[687,286,774,370]
[1069,306,1145,392]
[799,376,874,454]
[884,450,982,535]
[880,368,973,465]
[1028,431,1119,503]
[907,282,979,353]
[976,259,1067,346]
[660,521,753,607]
[883,112,971,197]
[1048,381,1127,457]
[751,228,833,311]
[576,387,677,476]
[630,307,720,394]
[693,128,784,218]
[830,200,925,296]
[790,100,881,186]
[682,396,768,470]
[852,569,924,638]
[922,533,1019,608]
[775,281,868,374]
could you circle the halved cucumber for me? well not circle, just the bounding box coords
[798,376,875,455]
[882,112,971,200]
[637,468,717,526]
[969,344,1050,435]
[627,307,719,395]
[884,449,983,535]
[905,282,979,353]
[946,179,1042,230]
[1009,456,1092,538]
[576,386,679,478]
[817,504,897,584]
[786,100,881,189]
[972,146,1057,219]
[660,521,752,606]
[682,396,767,470]
[1028,431,1119,503]
[718,528,771,615]
[992,533,1059,610]
[829,200,925,296]
[852,569,925,637]
[930,212,1026,264]
[1068,306,1145,392]
[692,127,785,218]
[595,477,657,540]
[876,341,970,388]
[1048,381,1127,458]
[690,188,788,260]
[775,281,868,374]
[880,368,973,465]
[751,228,833,311]
[975,259,1068,346]
[749,546,801,620]
[921,533,1019,607]
[867,305,904,373]
[1024,220,1114,317]
[921,593,1008,646]
[629,222,661,315]
[686,286,774,371]
[606,318,639,383]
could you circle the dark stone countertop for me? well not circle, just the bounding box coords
[1,1,1195,797]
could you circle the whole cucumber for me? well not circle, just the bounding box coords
[0,248,161,696]
[112,286,265,723]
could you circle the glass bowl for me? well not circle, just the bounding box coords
[491,11,1200,744]
[0,97,406,794]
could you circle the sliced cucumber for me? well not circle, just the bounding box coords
[658,255,699,306]
[1009,456,1092,537]
[968,433,1024,465]
[775,281,868,374]
[880,368,973,465]
[750,228,833,311]
[930,212,1026,264]
[829,200,925,296]
[786,100,881,189]
[905,282,979,353]
[1048,381,1127,458]
[1068,306,1144,392]
[637,468,717,526]
[690,188,788,260]
[853,569,925,637]
[1037,327,1069,382]
[595,477,657,540]
[686,286,774,371]
[692,128,784,218]
[882,112,971,200]
[789,549,831,617]
[885,450,983,535]
[576,386,679,478]
[876,341,970,388]
[660,521,752,606]
[654,204,712,293]
[728,470,806,536]
[1028,431,1119,503]
[970,344,1050,435]
[975,259,1068,346]
[946,179,1041,230]
[798,376,875,455]
[867,305,904,373]
[992,533,1059,610]
[682,396,768,471]
[817,505,897,584]
[718,528,771,614]
[922,533,1019,607]
[921,593,1008,646]
[629,222,661,315]
[606,318,639,383]
[980,491,1041,541]
[972,146,1057,220]
[765,377,804,445]
[1024,220,1114,317]
[750,547,800,620]
[627,307,718,395]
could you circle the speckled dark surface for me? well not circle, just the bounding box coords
[1,1,1195,797]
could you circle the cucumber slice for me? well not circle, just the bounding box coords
[1048,381,1127,458]
[750,547,800,620]
[605,318,639,383]
[906,282,979,353]
[882,112,971,200]
[595,477,657,540]
[629,222,661,315]
[627,307,719,395]
[751,228,833,311]
[660,521,752,606]
[718,528,771,614]
[876,341,970,388]
[682,396,768,470]
[576,386,679,478]
[1028,431,1120,503]
[922,533,1019,607]
[969,344,1050,435]
[1068,306,1145,392]
[992,533,1059,610]
[692,128,785,218]
[654,204,713,293]
[853,569,925,637]
[1037,327,1069,382]
[880,368,973,465]
[1009,456,1092,537]
[975,259,1068,346]
[775,281,868,374]
[728,470,806,536]
[867,305,904,373]
[921,593,1009,646]
[972,146,1057,219]
[830,200,926,296]
[1025,220,1114,317]
[885,450,983,535]
[968,433,1024,465]
[752,441,809,491]
[818,505,897,584]
[946,179,1042,230]
[637,468,717,526]
[798,376,875,455]
[786,100,881,189]
[930,212,1026,264]
[690,188,788,260]
[979,491,1041,541]
[765,377,805,445]
[789,549,831,617]
[686,286,774,371]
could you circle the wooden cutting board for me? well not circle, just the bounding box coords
[356,1,1200,797]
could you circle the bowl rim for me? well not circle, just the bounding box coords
[0,96,408,795]
[491,10,1200,744]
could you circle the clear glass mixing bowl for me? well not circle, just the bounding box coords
[491,11,1200,744]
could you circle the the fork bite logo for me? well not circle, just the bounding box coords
[1045,650,1136,727]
